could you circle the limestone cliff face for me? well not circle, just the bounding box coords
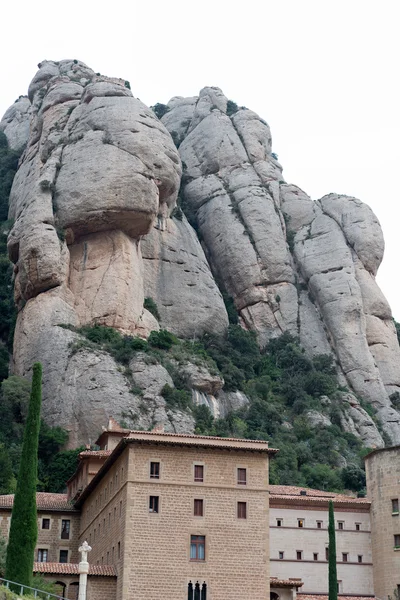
[161,87,400,443]
[2,65,400,446]
[4,61,227,444]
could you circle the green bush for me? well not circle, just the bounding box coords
[148,329,179,350]
[144,297,160,321]
[152,103,170,119]
[161,384,191,410]
[226,100,239,116]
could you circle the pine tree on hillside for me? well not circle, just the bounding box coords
[328,500,338,600]
[5,363,42,589]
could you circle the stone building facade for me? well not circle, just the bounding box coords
[0,423,276,600]
[76,428,276,600]
[269,486,374,596]
[365,445,400,600]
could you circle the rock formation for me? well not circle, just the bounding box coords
[2,63,400,447]
[160,88,400,444]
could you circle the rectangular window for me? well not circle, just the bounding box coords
[355,523,361,531]
[117,541,121,559]
[149,496,159,513]
[296,551,302,560]
[279,551,284,559]
[317,521,322,529]
[59,550,68,563]
[37,549,48,563]
[338,521,344,530]
[61,519,70,539]
[342,553,348,562]
[325,548,329,560]
[194,499,204,517]
[298,519,305,528]
[276,519,283,527]
[393,499,399,513]
[394,534,400,547]
[237,468,247,485]
[358,555,363,563]
[313,553,318,561]
[194,465,204,483]
[190,535,205,561]
[42,518,50,530]
[237,502,247,519]
[150,461,160,479]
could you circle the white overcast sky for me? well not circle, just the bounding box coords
[1,0,399,318]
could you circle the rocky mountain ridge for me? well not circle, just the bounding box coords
[1,60,399,451]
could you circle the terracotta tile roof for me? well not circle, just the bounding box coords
[79,450,112,459]
[33,562,116,577]
[298,596,375,600]
[126,429,278,450]
[270,577,303,588]
[269,485,370,506]
[0,493,77,511]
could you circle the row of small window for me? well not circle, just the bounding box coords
[150,462,247,485]
[276,518,362,531]
[41,518,70,539]
[96,468,124,508]
[37,549,69,563]
[95,542,121,565]
[278,550,363,563]
[149,496,248,519]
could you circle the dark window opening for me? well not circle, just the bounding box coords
[358,555,363,563]
[149,496,159,513]
[298,519,304,528]
[150,461,160,479]
[394,534,400,547]
[42,518,50,530]
[188,581,207,600]
[190,535,205,560]
[313,553,318,561]
[237,468,247,485]
[61,519,70,539]
[194,465,204,483]
[355,523,361,531]
[59,550,68,563]
[237,502,247,519]
[338,521,344,530]
[276,519,282,527]
[393,499,399,513]
[342,553,348,562]
[278,551,284,559]
[317,521,322,529]
[296,551,302,560]
[37,549,48,562]
[325,548,329,560]
[194,499,204,517]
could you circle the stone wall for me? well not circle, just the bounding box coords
[269,505,373,594]
[365,447,400,599]
[0,509,80,564]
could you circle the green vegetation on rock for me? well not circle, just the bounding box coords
[72,323,369,493]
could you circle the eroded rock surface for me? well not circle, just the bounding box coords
[4,69,400,446]
[161,88,400,443]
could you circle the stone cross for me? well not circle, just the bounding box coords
[78,541,92,600]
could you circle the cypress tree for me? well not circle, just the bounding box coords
[328,499,338,600]
[5,363,42,589]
